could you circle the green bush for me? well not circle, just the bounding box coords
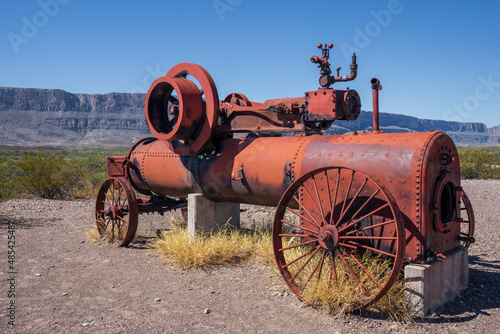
[0,157,19,200]
[0,148,128,200]
[16,148,84,199]
[458,147,500,180]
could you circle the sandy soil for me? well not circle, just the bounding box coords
[0,180,499,333]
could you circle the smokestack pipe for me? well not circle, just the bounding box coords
[370,78,382,133]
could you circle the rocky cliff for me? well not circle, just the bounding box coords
[0,88,498,148]
[0,87,148,147]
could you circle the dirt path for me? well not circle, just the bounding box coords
[0,180,499,333]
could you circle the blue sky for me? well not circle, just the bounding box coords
[1,0,499,127]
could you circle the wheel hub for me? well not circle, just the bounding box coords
[318,225,339,251]
[106,206,122,220]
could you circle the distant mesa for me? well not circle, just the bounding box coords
[0,87,498,148]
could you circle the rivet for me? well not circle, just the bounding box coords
[385,153,389,156]
[417,247,420,252]
[350,152,353,156]
[402,205,406,209]
[328,153,332,156]
[361,153,365,156]
[339,153,342,156]
[416,213,419,218]
[373,153,377,156]
[399,153,402,156]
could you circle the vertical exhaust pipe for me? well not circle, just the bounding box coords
[370,78,382,133]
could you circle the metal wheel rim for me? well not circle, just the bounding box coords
[459,190,475,248]
[272,166,405,311]
[95,177,138,247]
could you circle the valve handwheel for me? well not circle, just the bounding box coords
[272,166,405,311]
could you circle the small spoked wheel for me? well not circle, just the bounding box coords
[95,177,138,247]
[459,190,475,248]
[273,166,405,311]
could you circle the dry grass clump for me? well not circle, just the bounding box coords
[153,226,273,269]
[86,216,129,244]
[282,245,413,321]
[85,226,102,243]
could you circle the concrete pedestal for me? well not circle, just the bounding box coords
[404,247,468,317]
[187,194,240,239]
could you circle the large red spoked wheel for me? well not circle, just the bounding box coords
[459,190,475,248]
[95,177,138,247]
[273,166,405,311]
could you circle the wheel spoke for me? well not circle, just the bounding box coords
[111,187,116,206]
[340,241,396,258]
[116,187,123,206]
[329,250,338,285]
[340,236,397,241]
[345,219,395,235]
[300,248,323,292]
[339,201,388,233]
[286,207,320,231]
[346,251,382,288]
[328,169,341,226]
[311,175,327,226]
[282,246,320,269]
[292,195,323,229]
[278,233,315,238]
[325,171,333,224]
[278,239,318,252]
[339,170,355,223]
[291,246,321,282]
[337,249,369,296]
[337,178,368,226]
[300,179,326,227]
[337,189,380,230]
[317,249,327,280]
[280,219,318,236]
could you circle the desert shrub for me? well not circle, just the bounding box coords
[69,155,108,198]
[458,147,500,179]
[16,148,84,199]
[0,157,19,200]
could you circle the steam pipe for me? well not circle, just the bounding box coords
[370,78,382,133]
[331,53,358,83]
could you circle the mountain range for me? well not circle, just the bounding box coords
[0,87,498,148]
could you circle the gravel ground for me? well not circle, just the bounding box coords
[0,180,499,333]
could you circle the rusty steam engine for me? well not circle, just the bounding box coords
[96,44,475,310]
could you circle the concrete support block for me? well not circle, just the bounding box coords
[405,248,469,317]
[187,194,240,239]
